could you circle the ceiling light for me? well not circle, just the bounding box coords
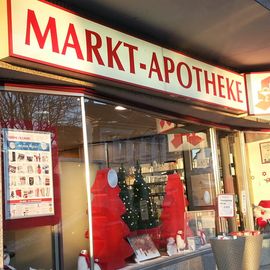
[115,106,127,111]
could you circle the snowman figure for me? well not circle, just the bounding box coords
[4,245,16,270]
[166,237,178,256]
[176,230,186,252]
[77,250,101,270]
[78,250,90,270]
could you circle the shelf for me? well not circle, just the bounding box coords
[141,168,183,175]
[147,181,167,185]
[149,192,166,196]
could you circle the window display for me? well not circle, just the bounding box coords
[85,98,217,268]
[0,91,217,270]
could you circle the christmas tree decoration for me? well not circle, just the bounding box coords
[118,164,139,231]
[166,237,178,256]
[91,168,133,270]
[160,173,187,241]
[132,161,158,230]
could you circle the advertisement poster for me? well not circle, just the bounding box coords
[3,129,55,220]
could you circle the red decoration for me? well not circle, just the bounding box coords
[186,133,203,146]
[171,134,184,148]
[254,200,270,230]
[90,168,133,270]
[160,174,187,241]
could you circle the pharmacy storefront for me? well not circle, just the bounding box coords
[1,1,270,270]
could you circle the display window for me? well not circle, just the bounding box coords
[84,98,217,269]
[0,89,218,270]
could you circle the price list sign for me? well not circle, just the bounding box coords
[217,194,235,218]
[3,129,55,220]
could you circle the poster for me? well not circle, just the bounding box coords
[217,194,235,218]
[3,129,55,220]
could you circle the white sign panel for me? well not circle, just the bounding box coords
[3,0,247,112]
[3,129,54,219]
[246,72,270,115]
[217,194,235,218]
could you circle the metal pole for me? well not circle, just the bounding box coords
[209,128,227,233]
[81,97,94,270]
[0,131,3,269]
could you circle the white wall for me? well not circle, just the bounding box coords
[246,137,270,205]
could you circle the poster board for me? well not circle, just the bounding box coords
[3,129,55,220]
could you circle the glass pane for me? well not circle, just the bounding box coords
[85,99,215,268]
[216,131,244,232]
[245,132,270,204]
[0,91,87,270]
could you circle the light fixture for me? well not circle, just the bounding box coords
[115,105,127,111]
[93,101,107,105]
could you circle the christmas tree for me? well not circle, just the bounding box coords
[160,173,187,240]
[90,168,133,270]
[118,164,138,231]
[132,161,158,230]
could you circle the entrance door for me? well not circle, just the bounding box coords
[216,131,245,232]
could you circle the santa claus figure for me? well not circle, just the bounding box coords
[254,200,270,232]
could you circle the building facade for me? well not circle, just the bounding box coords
[1,1,270,269]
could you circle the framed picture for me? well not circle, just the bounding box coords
[190,173,215,207]
[260,141,270,164]
[127,234,160,263]
[186,210,216,245]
